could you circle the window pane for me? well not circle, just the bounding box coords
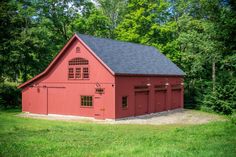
[83,67,89,79]
[81,96,93,107]
[69,58,88,65]
[68,68,74,79]
[75,68,81,79]
[85,96,88,106]
[122,96,128,108]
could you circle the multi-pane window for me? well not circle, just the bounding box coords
[69,58,88,65]
[68,58,89,80]
[75,68,81,79]
[68,68,74,79]
[81,96,93,107]
[83,67,89,78]
[122,96,128,108]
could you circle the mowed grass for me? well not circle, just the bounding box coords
[0,110,235,157]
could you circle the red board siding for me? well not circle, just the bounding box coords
[115,76,184,119]
[22,87,47,114]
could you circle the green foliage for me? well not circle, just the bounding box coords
[0,82,21,109]
[0,110,235,156]
[0,0,235,114]
[96,0,128,38]
[201,81,236,115]
[115,0,171,46]
[71,9,111,37]
[230,113,236,125]
[201,93,232,115]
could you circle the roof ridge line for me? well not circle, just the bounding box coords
[76,32,156,49]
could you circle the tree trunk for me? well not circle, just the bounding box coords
[62,22,67,40]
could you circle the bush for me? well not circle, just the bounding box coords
[230,114,236,125]
[0,82,21,109]
[201,92,233,115]
[199,79,236,116]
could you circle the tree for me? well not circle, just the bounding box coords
[70,4,111,38]
[115,0,170,44]
[96,0,127,38]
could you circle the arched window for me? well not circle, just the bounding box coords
[68,57,89,79]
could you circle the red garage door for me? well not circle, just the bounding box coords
[135,91,149,116]
[155,90,167,112]
[171,89,181,109]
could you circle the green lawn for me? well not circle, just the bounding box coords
[0,110,235,157]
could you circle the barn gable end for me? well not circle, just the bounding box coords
[19,35,115,89]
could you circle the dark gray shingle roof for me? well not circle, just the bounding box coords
[77,33,185,76]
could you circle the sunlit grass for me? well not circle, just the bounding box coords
[0,110,235,157]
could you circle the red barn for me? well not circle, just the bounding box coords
[18,33,185,120]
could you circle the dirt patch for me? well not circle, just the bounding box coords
[18,109,226,125]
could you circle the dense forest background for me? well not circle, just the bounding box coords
[0,0,235,115]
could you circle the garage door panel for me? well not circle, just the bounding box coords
[135,91,148,116]
[155,90,167,112]
[171,89,181,109]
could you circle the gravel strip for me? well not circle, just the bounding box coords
[18,109,225,125]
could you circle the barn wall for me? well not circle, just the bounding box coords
[22,38,115,119]
[115,76,184,119]
[22,87,47,114]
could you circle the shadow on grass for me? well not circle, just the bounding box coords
[0,107,21,113]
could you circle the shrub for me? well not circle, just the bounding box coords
[201,92,233,115]
[230,113,236,125]
[0,82,21,109]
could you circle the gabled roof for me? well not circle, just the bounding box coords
[77,33,185,76]
[19,33,185,89]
